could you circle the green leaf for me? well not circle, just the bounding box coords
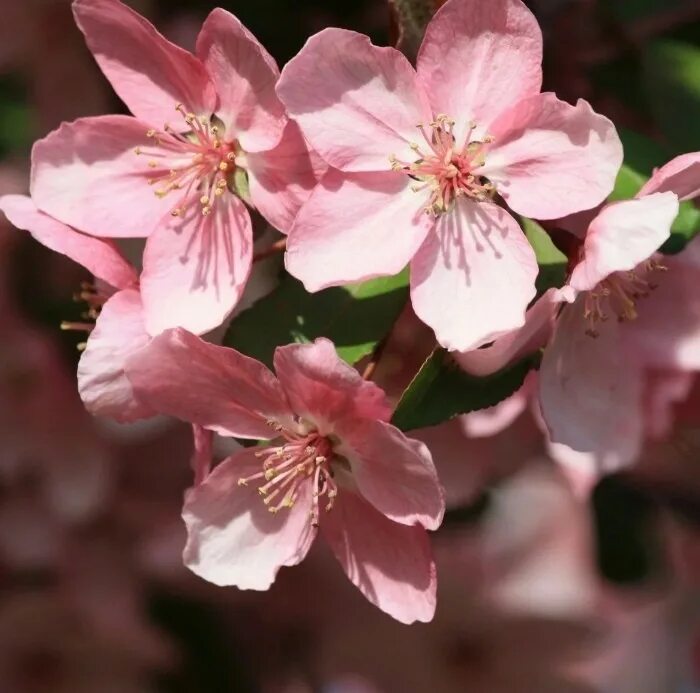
[661,200,700,255]
[608,163,647,202]
[522,217,567,295]
[224,270,409,368]
[618,128,669,176]
[642,40,700,153]
[391,348,535,431]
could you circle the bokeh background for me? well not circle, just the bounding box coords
[1,0,700,691]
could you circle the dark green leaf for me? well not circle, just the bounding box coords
[642,40,700,153]
[224,270,409,368]
[522,217,567,295]
[391,348,535,431]
[661,200,700,254]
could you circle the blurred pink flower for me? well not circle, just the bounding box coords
[30,0,320,336]
[277,0,622,351]
[125,331,445,623]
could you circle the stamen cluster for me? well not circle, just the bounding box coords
[136,104,240,219]
[390,116,495,216]
[237,425,338,527]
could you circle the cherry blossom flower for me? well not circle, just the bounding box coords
[29,0,320,336]
[276,0,622,351]
[124,331,445,624]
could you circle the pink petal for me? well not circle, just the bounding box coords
[31,116,169,238]
[566,193,679,297]
[410,201,538,351]
[321,490,436,624]
[285,169,433,291]
[621,253,700,370]
[462,381,531,436]
[482,94,623,219]
[642,370,694,441]
[639,151,700,201]
[246,121,326,234]
[77,289,155,422]
[191,424,213,486]
[272,338,392,432]
[539,301,643,467]
[124,328,294,439]
[455,288,558,376]
[73,0,215,125]
[183,447,316,589]
[334,418,444,530]
[276,28,432,172]
[196,8,286,152]
[0,194,137,290]
[416,0,542,143]
[140,195,253,335]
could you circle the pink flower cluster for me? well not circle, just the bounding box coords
[1,0,699,625]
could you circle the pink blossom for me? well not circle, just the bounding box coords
[0,194,154,422]
[276,0,622,351]
[124,331,445,623]
[462,151,700,471]
[29,0,321,336]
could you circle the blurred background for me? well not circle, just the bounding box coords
[1,0,700,691]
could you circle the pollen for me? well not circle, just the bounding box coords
[391,115,496,216]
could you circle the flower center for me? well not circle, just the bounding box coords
[237,426,337,527]
[135,104,245,219]
[390,115,495,216]
[583,259,667,337]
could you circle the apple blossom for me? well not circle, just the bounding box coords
[124,331,445,624]
[29,0,321,336]
[277,0,622,351]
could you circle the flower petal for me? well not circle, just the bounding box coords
[621,251,700,370]
[196,8,286,152]
[455,288,558,376]
[410,200,538,351]
[482,94,623,219]
[0,194,137,289]
[640,151,700,201]
[246,121,326,234]
[31,116,168,238]
[272,338,392,432]
[285,169,433,291]
[73,0,215,125]
[77,289,155,422]
[321,490,436,624]
[276,28,432,172]
[125,328,293,439]
[182,447,316,589]
[416,0,542,142]
[334,418,444,530]
[140,195,253,335]
[565,194,678,297]
[539,300,644,467]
